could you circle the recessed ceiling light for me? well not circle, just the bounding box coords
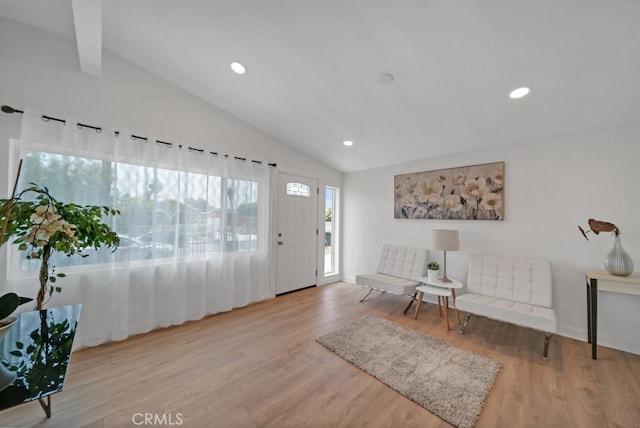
[230,62,246,75]
[509,86,531,99]
[343,140,354,147]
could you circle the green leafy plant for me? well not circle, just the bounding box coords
[0,183,120,310]
[427,261,440,270]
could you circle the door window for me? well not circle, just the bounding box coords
[286,182,310,197]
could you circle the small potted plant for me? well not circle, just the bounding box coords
[427,261,440,281]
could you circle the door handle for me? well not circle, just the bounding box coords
[278,241,284,245]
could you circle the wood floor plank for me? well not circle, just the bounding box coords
[1,282,639,427]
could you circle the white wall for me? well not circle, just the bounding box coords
[343,128,640,354]
[0,18,342,295]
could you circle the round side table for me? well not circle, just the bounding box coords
[414,277,463,330]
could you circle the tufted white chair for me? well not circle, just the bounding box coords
[456,255,557,359]
[355,244,428,314]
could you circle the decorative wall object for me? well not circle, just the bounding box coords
[394,161,504,220]
[578,218,634,276]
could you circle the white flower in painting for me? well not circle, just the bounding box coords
[452,174,467,186]
[413,178,443,204]
[400,175,417,194]
[439,194,463,212]
[394,182,405,198]
[460,177,489,200]
[490,169,504,186]
[402,175,416,185]
[435,174,450,184]
[395,181,414,199]
[413,205,428,218]
[480,192,502,212]
[400,193,417,208]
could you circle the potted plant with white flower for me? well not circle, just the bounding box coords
[0,182,120,404]
[0,183,120,310]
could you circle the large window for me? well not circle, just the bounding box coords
[6,110,272,348]
[19,150,260,270]
[324,186,339,275]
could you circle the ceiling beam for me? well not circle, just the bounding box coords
[72,0,102,77]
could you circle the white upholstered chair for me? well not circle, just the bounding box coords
[456,255,558,359]
[355,244,428,314]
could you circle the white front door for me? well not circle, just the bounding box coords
[276,173,318,295]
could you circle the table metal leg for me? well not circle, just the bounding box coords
[38,396,51,418]
[590,278,598,360]
[586,277,591,344]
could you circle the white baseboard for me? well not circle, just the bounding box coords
[455,321,639,356]
[559,325,640,355]
[557,325,586,343]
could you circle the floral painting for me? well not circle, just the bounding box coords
[394,161,504,220]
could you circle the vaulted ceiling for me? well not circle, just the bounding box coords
[1,0,639,172]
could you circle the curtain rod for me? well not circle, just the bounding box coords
[1,105,277,167]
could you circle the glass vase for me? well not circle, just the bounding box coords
[604,234,634,277]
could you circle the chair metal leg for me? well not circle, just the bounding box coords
[414,292,424,319]
[543,332,552,360]
[359,288,374,302]
[460,313,472,334]
[403,292,417,314]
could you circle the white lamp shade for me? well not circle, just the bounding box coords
[433,229,460,251]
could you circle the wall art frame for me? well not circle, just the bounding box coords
[394,161,504,220]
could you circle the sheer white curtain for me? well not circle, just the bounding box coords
[6,108,272,347]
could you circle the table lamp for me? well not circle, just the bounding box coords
[433,229,459,283]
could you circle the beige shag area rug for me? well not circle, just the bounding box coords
[317,314,501,428]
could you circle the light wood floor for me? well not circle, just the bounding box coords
[2,282,639,427]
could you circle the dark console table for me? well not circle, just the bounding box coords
[586,270,640,360]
